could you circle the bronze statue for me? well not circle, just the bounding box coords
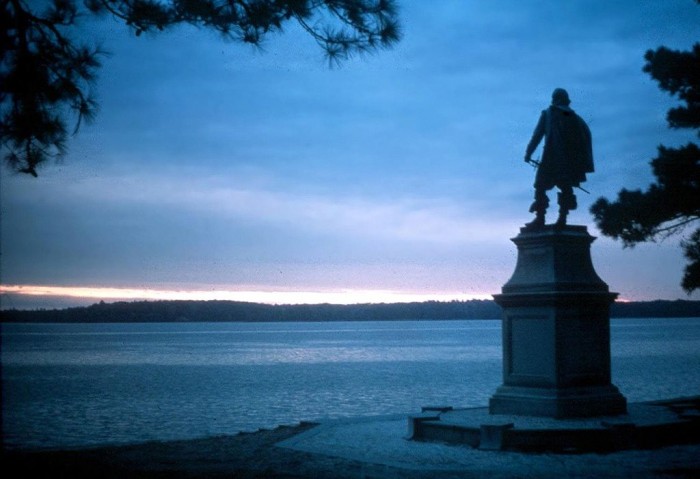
[524,88,594,228]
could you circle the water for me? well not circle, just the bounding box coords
[2,318,699,450]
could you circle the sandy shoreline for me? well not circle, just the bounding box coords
[3,423,326,479]
[3,419,700,479]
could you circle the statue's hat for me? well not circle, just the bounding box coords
[552,88,571,106]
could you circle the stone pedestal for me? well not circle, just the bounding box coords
[490,225,627,418]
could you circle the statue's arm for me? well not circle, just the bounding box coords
[525,111,546,161]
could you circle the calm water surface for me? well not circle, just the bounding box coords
[2,318,699,450]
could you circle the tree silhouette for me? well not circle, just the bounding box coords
[591,42,700,293]
[1,0,401,176]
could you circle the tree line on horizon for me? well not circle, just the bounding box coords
[1,299,699,323]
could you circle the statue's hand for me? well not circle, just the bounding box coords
[524,156,532,163]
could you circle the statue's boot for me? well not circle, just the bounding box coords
[555,191,576,228]
[555,210,568,228]
[526,191,548,230]
[525,211,545,230]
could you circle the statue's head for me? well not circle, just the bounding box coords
[552,88,571,106]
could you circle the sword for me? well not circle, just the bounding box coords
[525,158,590,194]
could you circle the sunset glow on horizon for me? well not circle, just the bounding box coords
[0,284,492,308]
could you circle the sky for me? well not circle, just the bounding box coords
[2,0,700,309]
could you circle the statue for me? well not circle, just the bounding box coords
[524,88,594,228]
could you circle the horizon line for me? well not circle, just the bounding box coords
[0,284,495,309]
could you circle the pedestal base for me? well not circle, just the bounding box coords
[490,385,627,418]
[408,397,699,452]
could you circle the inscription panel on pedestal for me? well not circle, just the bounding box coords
[507,314,554,385]
[557,315,610,386]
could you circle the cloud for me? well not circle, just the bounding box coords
[9,166,513,245]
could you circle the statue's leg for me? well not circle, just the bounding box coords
[526,188,548,229]
[556,186,576,227]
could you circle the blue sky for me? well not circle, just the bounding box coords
[2,0,699,308]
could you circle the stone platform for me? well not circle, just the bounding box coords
[408,396,700,452]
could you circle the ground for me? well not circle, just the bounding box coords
[3,420,700,479]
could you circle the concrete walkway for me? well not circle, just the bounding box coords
[277,412,700,478]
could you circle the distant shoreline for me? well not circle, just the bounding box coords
[1,299,699,323]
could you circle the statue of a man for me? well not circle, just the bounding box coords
[524,88,594,228]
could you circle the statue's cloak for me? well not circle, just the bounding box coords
[526,105,594,189]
